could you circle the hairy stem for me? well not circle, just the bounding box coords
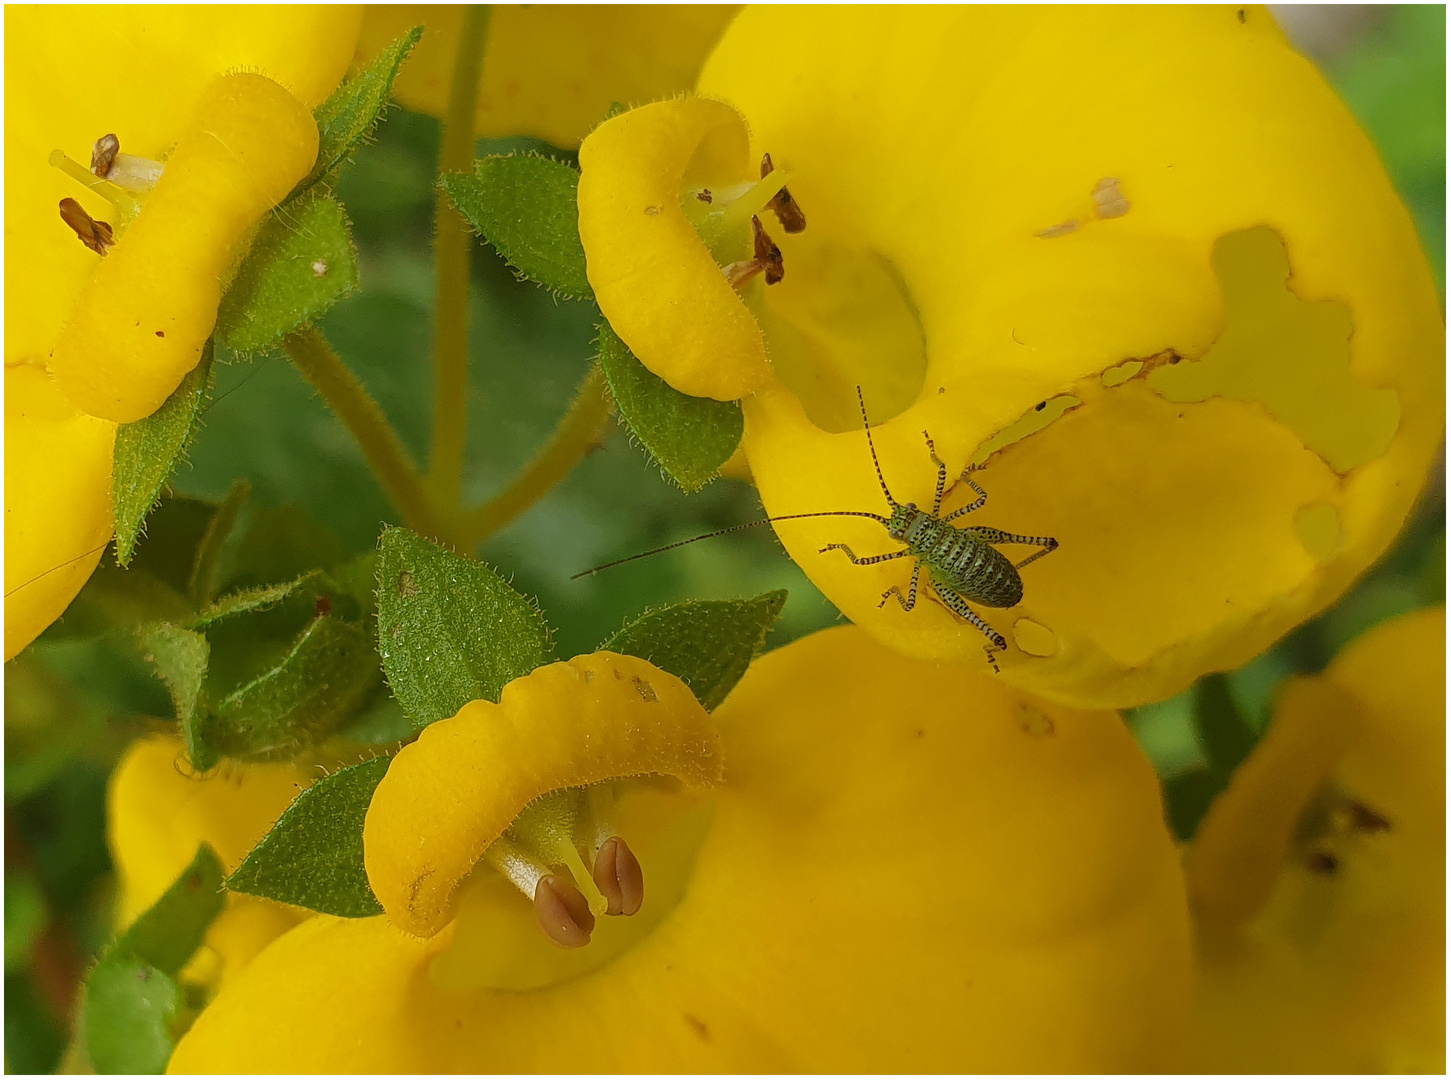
[426,4,491,512]
[282,327,441,538]
[459,362,613,547]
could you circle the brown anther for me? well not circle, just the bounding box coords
[760,152,806,233]
[533,874,594,948]
[593,836,645,916]
[752,216,784,285]
[58,198,114,256]
[696,188,713,204]
[1332,796,1392,835]
[91,134,120,178]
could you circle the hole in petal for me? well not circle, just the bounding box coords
[971,395,1081,466]
[1012,618,1058,658]
[1147,227,1399,474]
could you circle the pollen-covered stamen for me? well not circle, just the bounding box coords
[593,836,645,917]
[723,215,785,289]
[89,133,165,192]
[760,152,806,233]
[58,197,114,255]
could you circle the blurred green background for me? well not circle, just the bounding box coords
[6,7,1444,1071]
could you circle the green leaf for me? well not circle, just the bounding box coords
[214,191,361,353]
[1194,673,1259,778]
[112,347,215,567]
[598,321,742,493]
[303,26,423,190]
[443,153,592,299]
[227,757,389,917]
[376,527,555,729]
[83,845,224,1074]
[138,623,212,770]
[186,479,250,609]
[601,591,786,711]
[201,616,382,762]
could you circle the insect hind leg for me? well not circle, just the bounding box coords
[819,543,911,566]
[960,527,1058,569]
[928,580,1007,672]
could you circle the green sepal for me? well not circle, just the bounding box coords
[201,615,382,763]
[303,26,423,190]
[598,321,742,493]
[601,591,786,711]
[185,479,250,609]
[82,845,225,1075]
[226,757,389,918]
[443,153,592,299]
[138,623,213,771]
[189,571,326,630]
[376,526,555,730]
[112,347,215,567]
[214,191,361,354]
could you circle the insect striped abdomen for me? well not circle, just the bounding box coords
[914,520,1023,608]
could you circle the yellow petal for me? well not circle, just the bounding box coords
[175,626,1190,1072]
[4,363,114,660]
[108,735,311,988]
[4,5,361,369]
[354,5,739,148]
[681,7,1443,708]
[49,74,319,422]
[364,651,721,937]
[1188,608,1445,1072]
[578,96,770,399]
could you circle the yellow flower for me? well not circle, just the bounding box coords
[354,5,739,149]
[576,7,1444,709]
[3,6,361,657]
[171,632,1191,1072]
[1185,607,1444,1072]
[108,736,312,990]
[4,363,114,661]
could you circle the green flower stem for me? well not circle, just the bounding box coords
[282,327,442,539]
[459,362,613,547]
[426,4,491,512]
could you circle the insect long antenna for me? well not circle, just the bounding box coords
[571,510,890,580]
[855,385,898,509]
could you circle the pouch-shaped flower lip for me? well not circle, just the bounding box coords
[364,651,722,939]
[1186,607,1445,1072]
[48,72,320,424]
[578,95,771,401]
[672,5,1445,709]
[172,625,1193,1073]
[4,5,362,373]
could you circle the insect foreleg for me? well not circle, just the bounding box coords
[922,431,949,514]
[879,562,921,611]
[942,470,988,521]
[818,543,911,566]
[928,579,1007,673]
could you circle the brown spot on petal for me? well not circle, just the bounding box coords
[632,676,658,703]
